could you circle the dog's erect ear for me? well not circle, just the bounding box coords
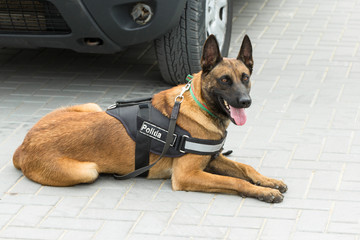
[237,35,253,74]
[201,34,223,74]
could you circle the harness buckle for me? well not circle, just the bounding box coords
[179,135,189,153]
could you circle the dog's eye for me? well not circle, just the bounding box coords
[242,73,250,83]
[218,75,232,85]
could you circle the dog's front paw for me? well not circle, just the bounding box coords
[257,188,284,203]
[253,178,288,193]
[276,181,288,193]
[267,179,287,193]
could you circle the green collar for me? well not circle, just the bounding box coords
[186,75,218,118]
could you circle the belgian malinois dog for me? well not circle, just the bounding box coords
[13,35,287,203]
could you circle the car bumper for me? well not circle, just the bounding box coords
[0,0,186,53]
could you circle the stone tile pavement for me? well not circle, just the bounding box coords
[0,0,360,239]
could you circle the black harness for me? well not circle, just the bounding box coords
[106,82,227,179]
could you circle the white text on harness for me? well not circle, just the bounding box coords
[140,122,162,140]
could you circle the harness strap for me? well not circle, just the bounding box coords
[134,104,151,177]
[113,100,182,180]
[180,132,227,155]
[107,97,152,110]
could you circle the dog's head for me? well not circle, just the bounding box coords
[200,34,253,126]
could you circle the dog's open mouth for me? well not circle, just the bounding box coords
[219,97,247,126]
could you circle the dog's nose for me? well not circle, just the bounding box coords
[238,97,252,108]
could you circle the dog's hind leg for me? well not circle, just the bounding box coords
[23,157,99,187]
[205,154,287,193]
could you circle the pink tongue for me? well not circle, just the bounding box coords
[229,106,247,126]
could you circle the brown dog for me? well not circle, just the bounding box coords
[13,35,287,203]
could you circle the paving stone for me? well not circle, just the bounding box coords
[10,205,53,227]
[297,210,329,232]
[289,160,343,171]
[207,194,242,216]
[86,188,129,209]
[311,170,341,190]
[228,228,259,240]
[293,143,322,160]
[61,230,95,240]
[331,202,360,223]
[79,208,141,221]
[94,220,133,240]
[0,226,63,240]
[38,184,99,197]
[340,181,360,192]
[261,219,294,240]
[154,190,215,204]
[0,214,12,229]
[7,177,42,195]
[202,215,263,229]
[307,189,360,202]
[292,232,357,240]
[320,152,360,163]
[327,222,360,235]
[117,199,178,212]
[281,178,309,199]
[0,172,22,197]
[128,234,188,240]
[40,216,103,231]
[237,206,298,219]
[133,211,172,234]
[170,203,208,225]
[48,197,89,217]
[343,163,360,181]
[0,203,22,215]
[273,198,332,211]
[260,167,312,180]
[324,136,352,154]
[163,224,227,239]
[0,194,61,206]
[262,150,292,168]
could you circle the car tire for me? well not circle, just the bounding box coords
[155,0,233,85]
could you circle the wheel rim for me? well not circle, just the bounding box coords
[205,0,228,51]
